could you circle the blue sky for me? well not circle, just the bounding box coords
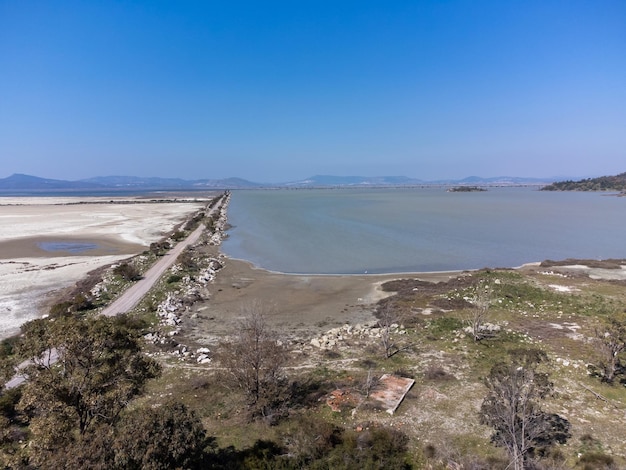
[1,1,625,183]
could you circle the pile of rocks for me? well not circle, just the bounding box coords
[171,345,212,364]
[196,259,224,285]
[156,257,224,331]
[157,293,184,326]
[142,333,213,365]
[208,199,229,245]
[90,281,107,299]
[461,322,501,336]
[310,321,407,350]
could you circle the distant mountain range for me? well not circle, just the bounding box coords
[285,174,555,187]
[0,173,561,193]
[0,173,262,192]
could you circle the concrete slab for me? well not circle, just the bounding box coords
[370,374,415,415]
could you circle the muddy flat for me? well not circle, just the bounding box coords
[182,252,461,343]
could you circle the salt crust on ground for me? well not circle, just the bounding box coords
[0,197,206,338]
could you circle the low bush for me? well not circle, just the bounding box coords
[171,230,187,241]
[167,274,182,284]
[113,263,141,281]
[423,365,454,381]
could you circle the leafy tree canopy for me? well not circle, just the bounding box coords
[17,314,161,464]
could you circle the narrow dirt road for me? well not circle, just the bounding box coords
[101,198,223,316]
[101,222,206,317]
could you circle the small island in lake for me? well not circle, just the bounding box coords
[447,186,487,192]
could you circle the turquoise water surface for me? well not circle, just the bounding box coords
[221,187,626,274]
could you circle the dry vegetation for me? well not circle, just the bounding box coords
[134,261,626,468]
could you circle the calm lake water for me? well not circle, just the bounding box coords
[221,187,626,274]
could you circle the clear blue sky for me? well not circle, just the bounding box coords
[1,1,625,183]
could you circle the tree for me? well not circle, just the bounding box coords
[112,402,211,470]
[20,402,212,470]
[17,315,161,463]
[594,317,626,383]
[218,303,289,421]
[465,281,493,342]
[27,423,116,470]
[377,304,408,359]
[480,349,570,470]
[358,369,380,399]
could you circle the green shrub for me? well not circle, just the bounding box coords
[113,263,141,282]
[149,241,170,256]
[0,336,19,359]
[72,293,94,311]
[49,301,73,317]
[427,317,463,337]
[171,230,187,241]
[0,387,22,420]
[321,426,411,470]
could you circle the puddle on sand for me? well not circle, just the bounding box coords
[36,241,102,254]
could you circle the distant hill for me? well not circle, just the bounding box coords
[285,175,424,187]
[81,176,191,188]
[0,174,262,192]
[192,177,263,189]
[0,173,558,193]
[284,175,554,187]
[81,175,263,190]
[0,173,104,190]
[541,172,626,192]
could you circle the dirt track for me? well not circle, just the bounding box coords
[101,222,207,316]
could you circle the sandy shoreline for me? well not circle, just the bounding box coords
[181,251,464,343]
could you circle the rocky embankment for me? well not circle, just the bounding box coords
[140,194,230,363]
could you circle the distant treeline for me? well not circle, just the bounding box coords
[541,171,626,192]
